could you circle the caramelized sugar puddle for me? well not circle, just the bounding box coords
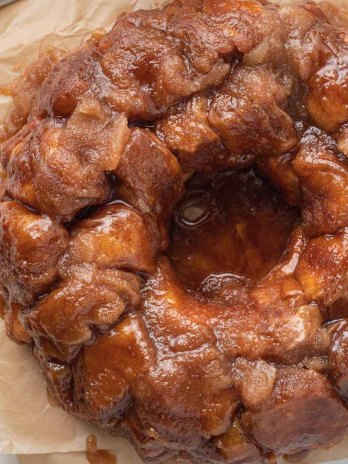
[86,435,117,464]
[167,169,300,291]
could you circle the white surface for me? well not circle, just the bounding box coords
[0,457,19,464]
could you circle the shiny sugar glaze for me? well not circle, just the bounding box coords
[86,435,117,464]
[167,169,299,291]
[1,1,348,464]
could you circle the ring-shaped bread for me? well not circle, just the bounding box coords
[1,1,348,463]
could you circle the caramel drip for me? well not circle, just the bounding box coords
[284,450,311,462]
[0,293,5,319]
[86,435,117,464]
[46,388,60,408]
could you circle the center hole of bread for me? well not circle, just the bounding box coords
[167,168,299,291]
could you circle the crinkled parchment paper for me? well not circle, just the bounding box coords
[0,0,348,463]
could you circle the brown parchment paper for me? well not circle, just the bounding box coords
[0,0,348,463]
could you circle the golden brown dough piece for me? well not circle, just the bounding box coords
[0,201,68,305]
[62,203,158,273]
[157,66,298,171]
[1,1,348,463]
[2,98,130,221]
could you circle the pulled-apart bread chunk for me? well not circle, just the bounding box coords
[0,201,68,305]
[2,98,130,220]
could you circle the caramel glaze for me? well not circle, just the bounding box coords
[283,449,311,463]
[86,435,117,464]
[167,169,299,290]
[1,1,348,464]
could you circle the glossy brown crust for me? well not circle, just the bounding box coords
[1,1,348,463]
